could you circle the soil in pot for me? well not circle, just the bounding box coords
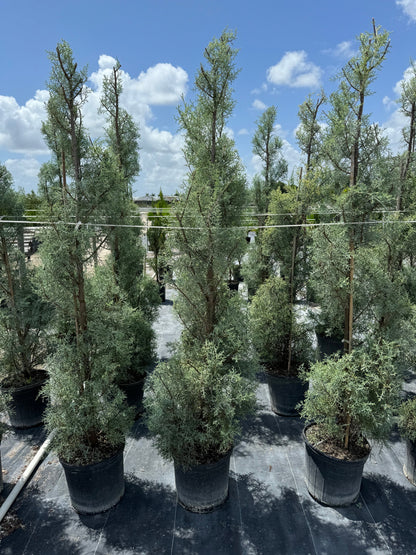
[60,446,125,514]
[174,449,232,513]
[303,424,370,507]
[4,374,48,429]
[404,439,416,486]
[266,372,308,416]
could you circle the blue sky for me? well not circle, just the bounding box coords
[1,0,415,196]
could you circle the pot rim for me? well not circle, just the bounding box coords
[265,370,307,381]
[174,445,233,472]
[1,376,47,393]
[59,443,125,470]
[302,422,370,464]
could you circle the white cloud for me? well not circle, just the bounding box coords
[267,51,322,89]
[381,64,416,153]
[138,128,186,194]
[324,41,356,59]
[238,128,249,136]
[90,58,188,106]
[393,65,416,96]
[382,109,407,153]
[132,64,188,106]
[251,153,263,175]
[252,99,268,110]
[382,95,397,111]
[396,0,416,21]
[251,83,268,95]
[0,90,49,155]
[0,56,190,195]
[4,158,42,192]
[281,139,302,177]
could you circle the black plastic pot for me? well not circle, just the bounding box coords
[404,439,416,485]
[174,449,232,513]
[227,280,239,292]
[159,284,166,302]
[6,379,47,429]
[266,373,308,416]
[60,446,125,514]
[316,333,344,361]
[120,377,145,419]
[303,424,370,506]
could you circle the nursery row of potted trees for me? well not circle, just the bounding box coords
[245,20,416,506]
[2,21,416,516]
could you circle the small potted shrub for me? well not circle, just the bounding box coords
[41,260,135,514]
[0,286,50,429]
[299,341,401,506]
[398,397,416,485]
[115,307,156,418]
[145,341,256,512]
[249,275,314,415]
[147,191,170,302]
[0,164,51,428]
[309,227,348,359]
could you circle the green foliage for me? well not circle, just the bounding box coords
[44,345,134,465]
[241,237,273,297]
[145,31,256,469]
[399,398,416,442]
[296,92,325,171]
[99,60,157,317]
[252,106,287,218]
[177,29,248,228]
[145,341,256,469]
[100,60,140,183]
[42,266,135,464]
[322,22,390,189]
[147,191,170,283]
[300,342,401,451]
[249,276,313,375]
[354,225,415,346]
[309,226,351,339]
[20,190,43,221]
[172,29,250,359]
[38,41,135,464]
[0,164,51,387]
[310,217,416,358]
[264,182,316,302]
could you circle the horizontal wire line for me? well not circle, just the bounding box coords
[0,219,415,231]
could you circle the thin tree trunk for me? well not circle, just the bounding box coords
[344,239,355,354]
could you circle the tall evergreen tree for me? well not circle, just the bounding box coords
[0,164,49,387]
[314,21,391,352]
[252,106,287,224]
[147,190,170,287]
[397,62,416,211]
[243,106,287,294]
[145,30,256,473]
[172,29,249,358]
[99,61,150,306]
[38,41,133,464]
[296,92,325,173]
